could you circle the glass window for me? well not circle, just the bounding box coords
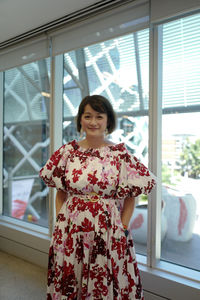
[62,29,150,255]
[161,13,200,271]
[3,58,50,227]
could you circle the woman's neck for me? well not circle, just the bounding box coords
[80,136,108,149]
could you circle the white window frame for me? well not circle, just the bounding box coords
[0,72,3,215]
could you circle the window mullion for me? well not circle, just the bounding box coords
[148,24,163,267]
[0,72,3,215]
[49,52,64,236]
[133,32,144,110]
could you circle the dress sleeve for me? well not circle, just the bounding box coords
[117,147,156,198]
[39,143,70,191]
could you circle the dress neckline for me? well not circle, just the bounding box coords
[73,140,124,152]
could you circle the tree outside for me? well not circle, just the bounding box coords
[178,139,200,179]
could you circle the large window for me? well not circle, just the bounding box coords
[3,58,50,227]
[62,29,150,256]
[0,2,200,297]
[161,13,200,271]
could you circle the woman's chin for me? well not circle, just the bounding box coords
[86,131,103,138]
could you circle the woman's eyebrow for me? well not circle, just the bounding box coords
[83,112,92,115]
[83,111,104,115]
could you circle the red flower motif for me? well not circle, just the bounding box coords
[127,273,135,291]
[78,217,94,232]
[53,226,63,245]
[94,279,108,297]
[53,166,64,178]
[87,201,103,218]
[82,263,90,280]
[111,234,127,260]
[72,168,82,183]
[97,180,108,190]
[57,213,66,222]
[46,161,54,170]
[60,261,77,298]
[131,186,142,197]
[111,257,119,296]
[47,246,55,287]
[75,235,84,263]
[64,234,74,256]
[91,235,107,264]
[81,285,92,299]
[87,170,98,185]
[98,211,111,230]
[50,146,64,165]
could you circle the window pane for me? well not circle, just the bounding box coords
[3,58,50,228]
[161,13,200,271]
[63,29,150,255]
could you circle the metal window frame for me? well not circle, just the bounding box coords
[148,23,163,267]
[0,72,3,215]
[48,50,64,236]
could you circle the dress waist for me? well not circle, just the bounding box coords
[71,192,115,203]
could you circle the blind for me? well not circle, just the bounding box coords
[162,13,200,110]
[151,0,200,24]
[0,35,49,72]
[49,1,149,56]
[0,0,149,72]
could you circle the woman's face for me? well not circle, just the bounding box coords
[80,104,108,138]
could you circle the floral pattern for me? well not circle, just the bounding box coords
[40,140,156,299]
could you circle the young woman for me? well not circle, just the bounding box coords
[40,94,156,299]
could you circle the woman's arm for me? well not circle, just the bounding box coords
[121,196,135,228]
[56,190,67,217]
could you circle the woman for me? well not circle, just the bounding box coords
[40,94,156,300]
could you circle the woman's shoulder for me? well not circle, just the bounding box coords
[62,139,79,151]
[50,140,78,159]
[66,139,78,149]
[108,141,127,152]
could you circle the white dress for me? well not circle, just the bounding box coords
[40,140,156,300]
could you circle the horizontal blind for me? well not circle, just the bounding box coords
[0,35,49,72]
[0,0,149,72]
[151,0,200,24]
[162,13,200,109]
[51,1,149,56]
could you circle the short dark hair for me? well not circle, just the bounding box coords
[76,95,116,134]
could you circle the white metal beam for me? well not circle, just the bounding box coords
[49,51,64,235]
[148,24,163,267]
[0,72,3,214]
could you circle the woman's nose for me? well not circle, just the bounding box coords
[90,118,97,125]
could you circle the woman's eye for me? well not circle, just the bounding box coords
[84,116,90,119]
[97,116,103,119]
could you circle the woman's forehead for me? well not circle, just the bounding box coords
[83,104,106,114]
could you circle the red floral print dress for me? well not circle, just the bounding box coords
[40,140,156,300]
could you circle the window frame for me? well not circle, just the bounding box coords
[0,72,3,215]
[147,19,200,284]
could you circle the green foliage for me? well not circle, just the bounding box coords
[140,194,147,202]
[162,164,172,185]
[179,138,200,179]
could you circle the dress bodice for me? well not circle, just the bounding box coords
[40,140,156,200]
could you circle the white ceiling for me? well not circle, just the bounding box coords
[0,0,102,44]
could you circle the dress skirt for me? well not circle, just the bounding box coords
[47,195,144,300]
